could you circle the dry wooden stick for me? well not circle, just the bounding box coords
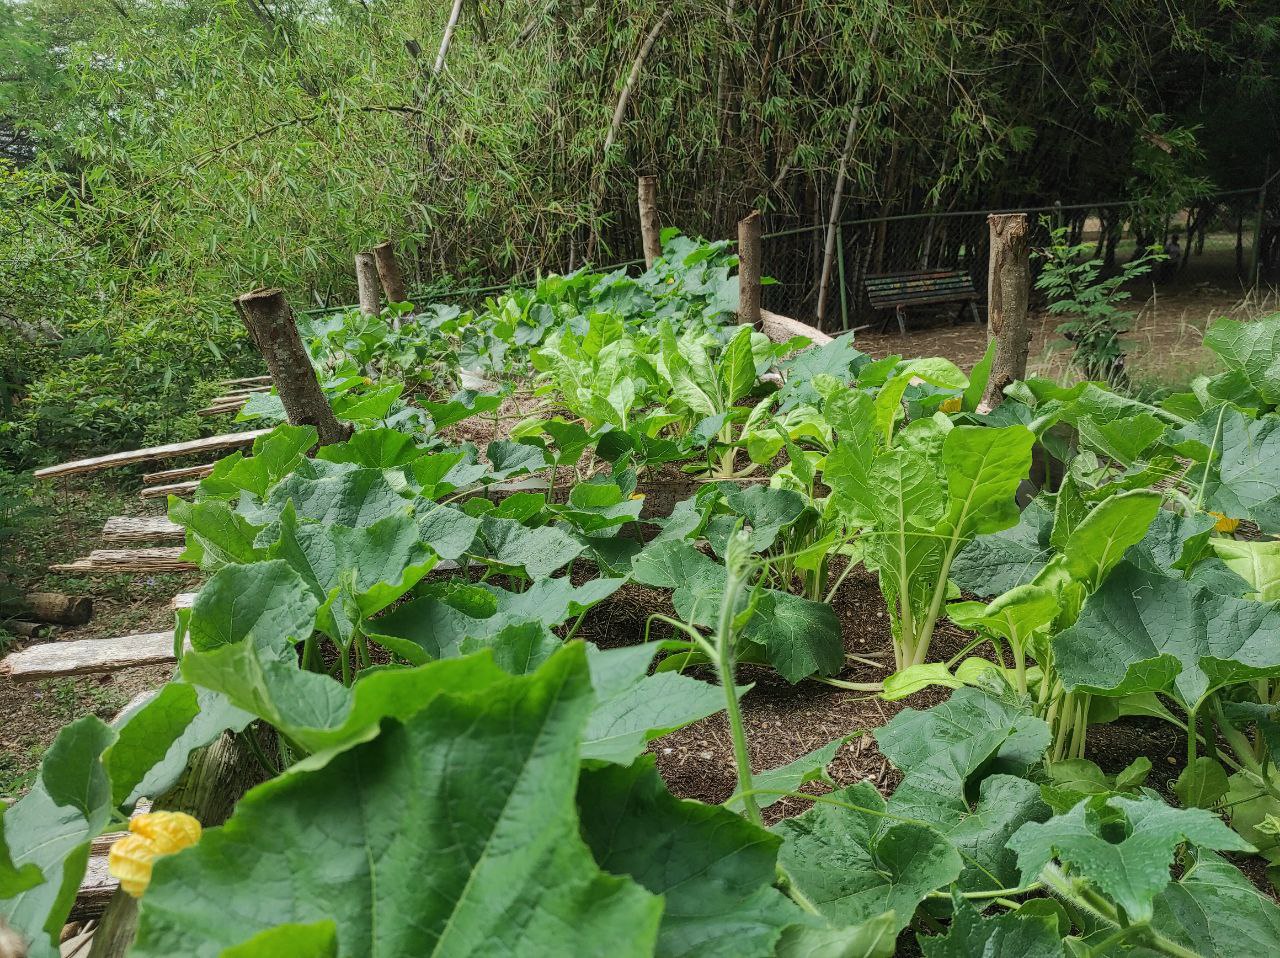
[33,430,268,480]
[101,516,183,544]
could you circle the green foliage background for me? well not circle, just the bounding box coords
[1,0,1278,464]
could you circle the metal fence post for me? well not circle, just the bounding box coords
[1252,175,1269,288]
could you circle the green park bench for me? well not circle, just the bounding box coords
[865,269,981,335]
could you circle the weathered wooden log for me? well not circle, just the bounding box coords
[139,480,197,500]
[33,430,269,480]
[218,375,271,387]
[4,620,50,639]
[142,463,214,485]
[737,210,762,329]
[50,548,194,574]
[86,734,260,958]
[373,241,409,306]
[638,176,661,269]
[236,288,349,445]
[0,631,180,681]
[355,251,381,316]
[759,309,833,347]
[101,516,183,544]
[15,592,92,626]
[980,213,1032,411]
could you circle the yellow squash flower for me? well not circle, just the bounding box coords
[940,397,962,413]
[1209,511,1240,534]
[108,811,202,898]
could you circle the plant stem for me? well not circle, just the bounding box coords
[717,564,762,827]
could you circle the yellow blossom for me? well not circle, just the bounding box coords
[108,811,202,898]
[1209,511,1240,534]
[940,397,962,413]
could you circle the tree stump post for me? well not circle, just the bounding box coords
[737,210,762,329]
[236,288,349,445]
[354,252,381,316]
[15,593,92,626]
[372,241,409,330]
[638,176,661,269]
[980,213,1032,411]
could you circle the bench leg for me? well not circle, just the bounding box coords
[896,305,907,337]
[968,301,981,325]
[876,309,893,334]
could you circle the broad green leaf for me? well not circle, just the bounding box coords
[775,781,962,934]
[253,466,408,527]
[473,515,584,579]
[777,334,867,411]
[874,688,1051,829]
[414,501,480,560]
[579,757,803,957]
[1057,490,1162,589]
[882,663,963,701]
[951,499,1053,597]
[941,425,1035,540]
[902,357,968,390]
[581,644,735,765]
[0,718,116,958]
[741,590,843,683]
[186,560,319,652]
[1211,538,1280,601]
[716,483,808,554]
[773,913,897,958]
[1150,851,1280,956]
[724,737,851,814]
[486,439,549,479]
[1054,563,1280,709]
[1009,794,1251,922]
[720,325,758,403]
[170,498,266,569]
[138,646,662,957]
[942,775,1051,892]
[1126,509,1216,577]
[1173,757,1230,809]
[962,340,997,413]
[1178,407,1280,533]
[315,427,428,467]
[918,894,1064,958]
[218,921,338,958]
[458,622,561,674]
[1202,314,1280,407]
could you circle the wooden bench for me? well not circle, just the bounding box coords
[865,269,980,336]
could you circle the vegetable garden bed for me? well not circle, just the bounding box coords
[5,233,1280,957]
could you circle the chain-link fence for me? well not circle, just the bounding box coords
[760,183,1279,331]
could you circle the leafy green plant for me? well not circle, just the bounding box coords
[1035,223,1164,387]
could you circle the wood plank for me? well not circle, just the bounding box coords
[140,479,198,500]
[71,802,154,921]
[172,592,197,610]
[218,375,272,387]
[34,429,270,480]
[0,631,181,681]
[102,516,183,544]
[50,548,194,574]
[142,463,215,484]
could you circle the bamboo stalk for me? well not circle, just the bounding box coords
[33,430,269,480]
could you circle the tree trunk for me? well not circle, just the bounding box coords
[354,252,381,316]
[737,210,762,329]
[14,593,92,626]
[815,25,879,326]
[373,241,409,330]
[980,213,1032,411]
[87,733,261,958]
[638,175,662,268]
[236,288,349,445]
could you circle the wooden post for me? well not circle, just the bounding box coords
[87,734,260,958]
[980,213,1032,411]
[372,241,409,331]
[737,210,762,329]
[236,288,349,445]
[354,252,381,316]
[638,175,661,269]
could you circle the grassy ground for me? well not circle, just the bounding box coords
[0,473,198,799]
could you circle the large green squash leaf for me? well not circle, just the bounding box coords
[1053,563,1280,709]
[185,559,319,652]
[1149,851,1280,955]
[1009,794,1251,922]
[951,499,1053,597]
[774,781,962,934]
[1202,314,1280,407]
[137,646,663,957]
[578,758,805,957]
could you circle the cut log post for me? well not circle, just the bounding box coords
[372,241,409,328]
[15,592,92,626]
[759,309,833,347]
[980,213,1032,411]
[101,516,183,544]
[737,210,762,329]
[4,620,49,639]
[33,429,268,481]
[86,734,260,958]
[354,252,382,316]
[236,288,349,445]
[638,175,662,268]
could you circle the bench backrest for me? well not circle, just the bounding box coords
[865,270,976,307]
